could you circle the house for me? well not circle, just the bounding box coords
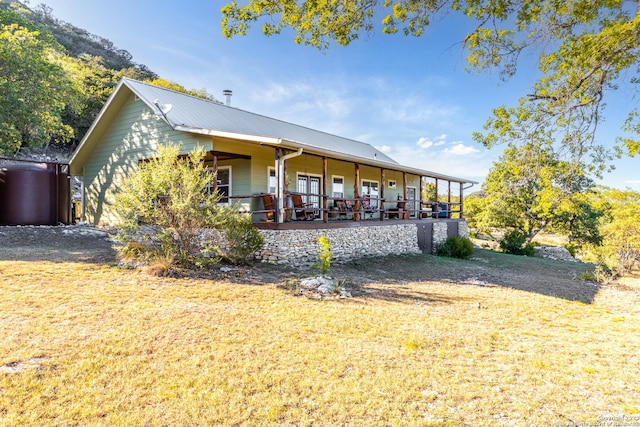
[69,78,477,264]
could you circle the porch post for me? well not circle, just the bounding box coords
[275,148,283,224]
[402,172,407,201]
[353,163,360,221]
[448,180,452,218]
[211,154,218,194]
[419,176,424,219]
[380,168,385,221]
[435,178,439,217]
[277,148,303,223]
[322,157,328,223]
[459,182,464,219]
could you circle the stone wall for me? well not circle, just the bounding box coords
[432,222,448,250]
[457,221,469,238]
[256,224,421,266]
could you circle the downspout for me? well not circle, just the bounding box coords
[461,182,475,219]
[276,147,303,223]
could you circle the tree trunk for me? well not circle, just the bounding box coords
[526,222,547,244]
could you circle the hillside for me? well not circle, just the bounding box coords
[0,0,156,77]
[0,1,207,156]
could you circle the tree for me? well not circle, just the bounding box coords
[473,142,598,244]
[146,78,219,102]
[547,191,604,247]
[221,0,640,169]
[0,22,78,155]
[593,188,640,276]
[62,54,152,148]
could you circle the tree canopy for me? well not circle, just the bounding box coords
[0,0,218,156]
[465,141,600,244]
[0,22,77,155]
[221,0,640,171]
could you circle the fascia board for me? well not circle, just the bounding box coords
[69,79,130,175]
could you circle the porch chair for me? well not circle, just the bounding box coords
[361,198,376,219]
[260,194,276,222]
[431,202,449,218]
[291,194,315,220]
[334,199,354,220]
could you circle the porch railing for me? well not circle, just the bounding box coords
[228,193,463,223]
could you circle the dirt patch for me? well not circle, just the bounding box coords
[0,225,117,264]
[0,225,603,303]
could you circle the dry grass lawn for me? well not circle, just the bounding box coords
[1,252,639,426]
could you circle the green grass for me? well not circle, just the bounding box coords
[1,258,639,426]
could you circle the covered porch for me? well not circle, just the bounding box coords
[206,145,474,226]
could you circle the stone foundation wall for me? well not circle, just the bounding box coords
[458,221,469,238]
[256,224,421,266]
[432,222,448,250]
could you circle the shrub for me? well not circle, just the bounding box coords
[434,236,474,259]
[315,235,332,275]
[499,229,535,256]
[115,144,263,269]
[564,242,579,257]
[217,210,265,265]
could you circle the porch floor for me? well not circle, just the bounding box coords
[252,217,463,230]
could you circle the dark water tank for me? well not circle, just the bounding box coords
[0,160,70,226]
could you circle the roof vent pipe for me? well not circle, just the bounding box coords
[223,89,232,106]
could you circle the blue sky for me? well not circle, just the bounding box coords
[38,0,638,191]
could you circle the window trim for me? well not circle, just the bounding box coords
[332,175,345,198]
[267,166,276,194]
[209,165,232,205]
[361,179,380,208]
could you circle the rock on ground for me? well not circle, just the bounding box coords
[534,246,578,262]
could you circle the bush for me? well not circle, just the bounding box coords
[115,144,263,269]
[217,210,265,265]
[314,235,332,274]
[434,236,475,259]
[499,229,535,256]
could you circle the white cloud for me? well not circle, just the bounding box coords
[376,145,392,153]
[416,134,449,149]
[417,137,433,148]
[380,142,494,183]
[443,143,480,155]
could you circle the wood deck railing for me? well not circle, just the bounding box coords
[228,193,463,223]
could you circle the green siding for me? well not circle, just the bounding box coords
[83,95,211,224]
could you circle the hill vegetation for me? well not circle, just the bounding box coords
[0,0,213,157]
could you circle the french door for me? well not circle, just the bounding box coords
[297,174,321,210]
[407,187,418,218]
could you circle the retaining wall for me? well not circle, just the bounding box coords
[255,220,468,266]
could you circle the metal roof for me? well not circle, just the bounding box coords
[124,78,399,165]
[72,78,476,184]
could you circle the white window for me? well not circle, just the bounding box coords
[361,180,379,208]
[208,166,231,204]
[332,176,344,198]
[268,167,276,194]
